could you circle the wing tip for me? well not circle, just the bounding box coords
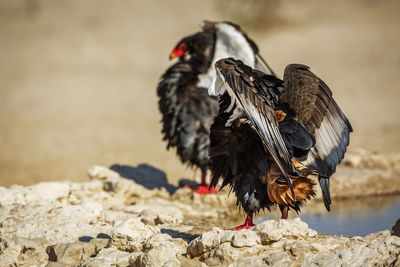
[199,20,215,30]
[215,57,238,68]
[285,63,310,72]
[346,117,354,133]
[200,20,239,31]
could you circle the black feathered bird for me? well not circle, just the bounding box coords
[208,58,352,229]
[157,21,274,193]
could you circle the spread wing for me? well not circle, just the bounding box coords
[213,58,296,198]
[281,64,353,210]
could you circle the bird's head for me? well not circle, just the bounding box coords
[169,42,188,59]
[168,30,213,61]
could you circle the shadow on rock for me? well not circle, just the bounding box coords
[178,179,199,188]
[161,228,199,243]
[78,233,111,242]
[110,163,177,194]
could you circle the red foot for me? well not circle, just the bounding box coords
[195,185,218,194]
[183,173,218,194]
[184,184,219,194]
[233,215,255,230]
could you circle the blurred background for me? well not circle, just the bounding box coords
[0,0,399,187]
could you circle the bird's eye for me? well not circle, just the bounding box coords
[179,43,187,52]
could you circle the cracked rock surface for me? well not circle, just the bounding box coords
[0,162,399,266]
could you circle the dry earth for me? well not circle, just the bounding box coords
[0,0,399,186]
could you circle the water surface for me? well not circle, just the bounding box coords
[256,195,400,237]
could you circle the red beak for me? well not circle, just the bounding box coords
[169,51,178,60]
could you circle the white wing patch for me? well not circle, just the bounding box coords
[197,72,214,89]
[214,23,256,67]
[199,22,256,94]
[208,68,226,96]
[301,104,347,166]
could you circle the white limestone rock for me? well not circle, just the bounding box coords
[88,165,168,200]
[82,247,132,267]
[113,218,159,239]
[0,238,22,267]
[0,237,48,267]
[162,259,181,267]
[128,198,196,220]
[46,241,96,264]
[140,236,185,266]
[112,218,160,252]
[143,233,187,251]
[127,233,186,267]
[103,210,134,225]
[187,227,225,257]
[0,182,70,206]
[254,218,317,244]
[145,208,182,225]
[1,201,110,244]
[206,242,264,265]
[187,228,262,265]
[302,235,400,266]
[230,229,261,248]
[88,165,121,181]
[227,251,293,267]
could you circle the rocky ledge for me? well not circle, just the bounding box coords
[0,152,399,266]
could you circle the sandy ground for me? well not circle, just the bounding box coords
[0,0,399,187]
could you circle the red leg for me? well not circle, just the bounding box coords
[183,172,218,194]
[233,215,255,231]
[280,205,289,219]
[200,173,207,186]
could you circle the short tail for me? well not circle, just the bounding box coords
[319,175,331,211]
